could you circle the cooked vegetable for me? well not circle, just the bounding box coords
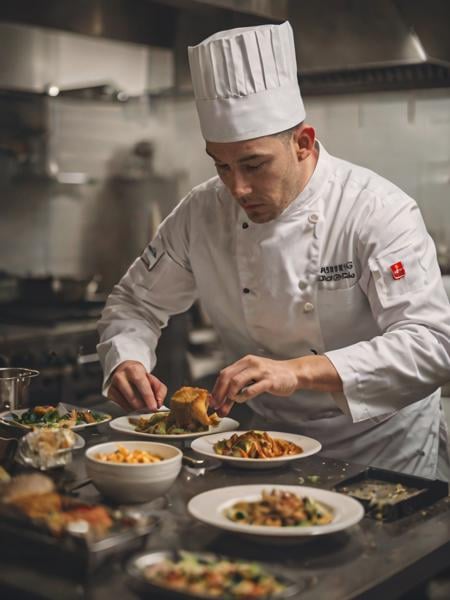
[10,405,109,429]
[143,552,286,599]
[214,431,303,459]
[226,489,333,527]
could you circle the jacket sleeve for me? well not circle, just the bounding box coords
[325,191,450,422]
[96,195,197,391]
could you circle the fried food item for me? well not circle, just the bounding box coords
[1,473,55,503]
[169,386,216,429]
[95,445,163,464]
[12,492,62,519]
[227,489,333,527]
[214,431,303,459]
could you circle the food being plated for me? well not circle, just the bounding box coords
[226,489,333,527]
[129,386,219,435]
[214,431,303,459]
[140,551,287,599]
[7,404,110,429]
[95,445,163,464]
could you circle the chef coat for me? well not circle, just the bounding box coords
[98,142,450,479]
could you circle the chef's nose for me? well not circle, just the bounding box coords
[228,171,252,199]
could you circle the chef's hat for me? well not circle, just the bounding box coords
[188,21,305,143]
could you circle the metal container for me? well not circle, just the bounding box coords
[0,368,40,411]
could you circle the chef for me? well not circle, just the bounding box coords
[98,22,450,479]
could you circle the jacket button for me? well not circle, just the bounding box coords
[308,213,320,224]
[298,280,308,290]
[304,302,314,313]
[242,222,249,229]
[243,288,250,294]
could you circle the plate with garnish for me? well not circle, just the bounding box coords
[188,484,364,541]
[191,430,321,469]
[110,386,239,440]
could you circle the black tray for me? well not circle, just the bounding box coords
[334,467,448,521]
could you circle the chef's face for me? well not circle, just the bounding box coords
[206,125,315,223]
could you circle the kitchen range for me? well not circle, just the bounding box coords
[0,275,104,407]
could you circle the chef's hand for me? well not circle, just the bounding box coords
[211,355,298,417]
[210,354,343,417]
[107,360,167,412]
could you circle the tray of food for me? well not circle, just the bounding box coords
[126,549,301,599]
[0,473,158,576]
[110,386,239,439]
[0,403,111,430]
[334,467,449,521]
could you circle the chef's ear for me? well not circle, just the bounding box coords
[293,124,315,161]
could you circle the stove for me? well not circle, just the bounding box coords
[0,301,104,406]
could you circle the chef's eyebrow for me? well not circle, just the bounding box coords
[205,149,269,163]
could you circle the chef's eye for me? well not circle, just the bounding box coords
[215,163,229,172]
[244,162,265,171]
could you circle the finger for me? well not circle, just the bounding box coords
[234,379,270,402]
[147,374,167,407]
[113,374,145,410]
[212,358,253,407]
[217,397,234,417]
[108,385,132,412]
[131,374,159,411]
[226,369,261,401]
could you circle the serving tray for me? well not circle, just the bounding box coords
[0,499,159,578]
[334,466,448,521]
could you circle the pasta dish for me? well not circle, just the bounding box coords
[214,431,303,459]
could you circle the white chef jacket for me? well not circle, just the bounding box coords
[98,142,450,479]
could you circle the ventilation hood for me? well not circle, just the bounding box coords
[0,0,449,95]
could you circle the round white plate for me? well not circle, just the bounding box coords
[0,408,111,431]
[191,430,321,469]
[109,414,240,440]
[188,484,364,540]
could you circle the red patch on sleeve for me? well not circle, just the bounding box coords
[390,261,406,280]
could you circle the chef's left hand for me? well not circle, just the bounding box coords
[211,355,299,417]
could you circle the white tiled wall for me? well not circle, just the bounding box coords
[305,89,450,243]
[0,87,449,279]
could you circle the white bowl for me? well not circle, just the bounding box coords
[85,441,182,503]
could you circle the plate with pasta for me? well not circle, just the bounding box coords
[188,484,364,540]
[191,430,321,469]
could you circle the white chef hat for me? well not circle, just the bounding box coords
[188,21,305,143]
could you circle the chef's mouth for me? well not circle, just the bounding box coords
[241,201,264,209]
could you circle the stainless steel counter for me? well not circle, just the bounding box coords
[1,399,450,600]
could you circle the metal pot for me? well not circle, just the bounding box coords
[0,368,40,411]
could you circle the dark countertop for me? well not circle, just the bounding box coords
[1,399,450,600]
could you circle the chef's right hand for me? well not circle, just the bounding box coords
[107,360,167,412]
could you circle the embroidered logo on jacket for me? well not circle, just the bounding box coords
[390,261,406,280]
[318,261,355,282]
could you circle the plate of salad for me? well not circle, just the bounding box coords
[0,403,111,430]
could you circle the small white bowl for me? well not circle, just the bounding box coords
[85,441,182,503]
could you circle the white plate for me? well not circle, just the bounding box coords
[191,430,321,469]
[0,406,112,431]
[109,414,240,440]
[188,484,364,540]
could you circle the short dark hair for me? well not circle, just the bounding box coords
[270,121,303,142]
